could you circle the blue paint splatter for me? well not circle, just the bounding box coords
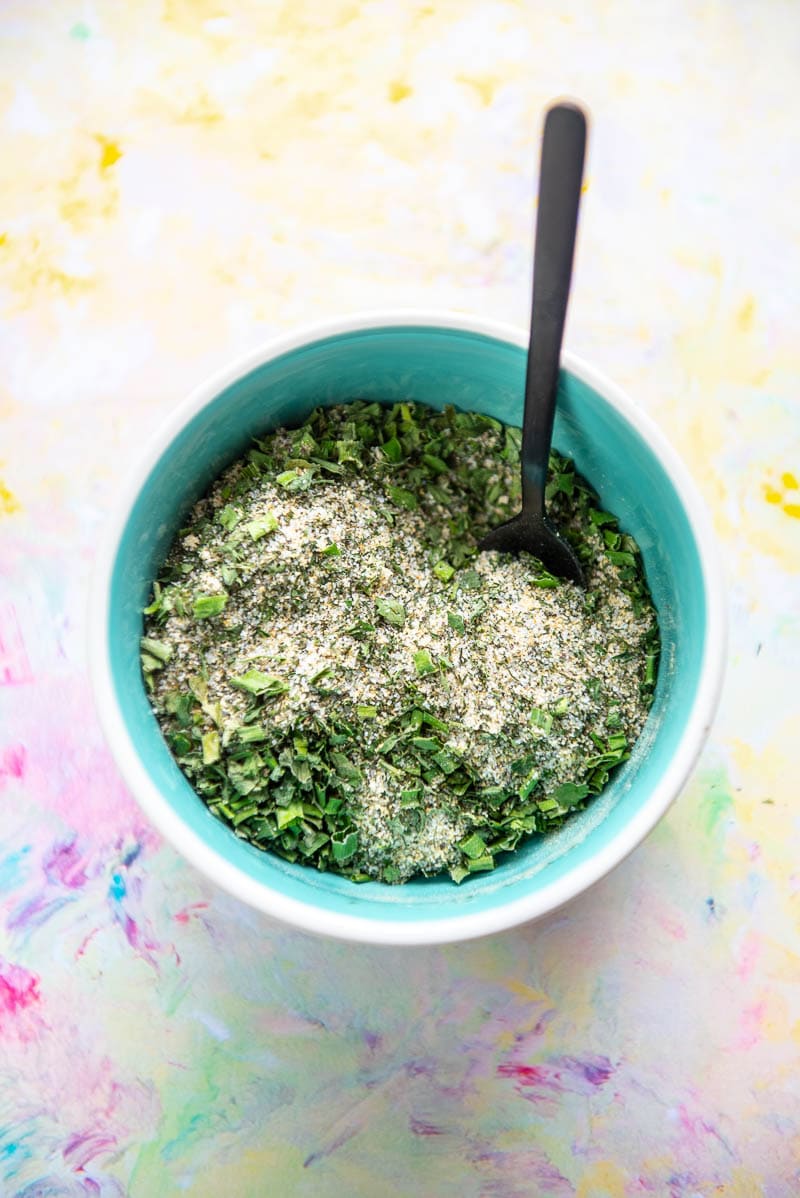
[0,846,31,891]
[108,873,126,901]
[121,843,142,868]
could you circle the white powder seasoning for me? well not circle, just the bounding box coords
[143,402,658,884]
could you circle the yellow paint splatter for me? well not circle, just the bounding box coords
[95,135,123,172]
[737,294,756,333]
[0,481,20,515]
[457,75,498,106]
[506,979,552,1004]
[763,472,800,519]
[576,1159,627,1197]
[388,80,412,103]
[177,93,225,125]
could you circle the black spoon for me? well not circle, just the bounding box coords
[479,101,587,586]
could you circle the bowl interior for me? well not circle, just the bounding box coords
[108,325,706,925]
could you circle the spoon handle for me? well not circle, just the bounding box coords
[521,102,587,516]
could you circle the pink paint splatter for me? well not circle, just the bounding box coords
[174,901,210,924]
[497,1053,616,1107]
[0,957,40,1016]
[409,1116,446,1136]
[655,910,688,940]
[470,1147,574,1195]
[558,1055,615,1086]
[675,1103,733,1156]
[75,927,100,961]
[0,603,34,685]
[736,999,766,1051]
[63,1129,118,1169]
[497,1062,557,1095]
[736,930,761,981]
[0,743,26,784]
[43,838,89,888]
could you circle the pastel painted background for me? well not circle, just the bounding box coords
[1,2,799,1195]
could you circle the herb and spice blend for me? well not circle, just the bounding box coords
[141,401,659,884]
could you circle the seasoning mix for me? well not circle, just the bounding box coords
[141,401,659,884]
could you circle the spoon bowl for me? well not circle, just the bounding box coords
[480,509,584,584]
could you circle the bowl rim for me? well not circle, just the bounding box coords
[88,308,727,945]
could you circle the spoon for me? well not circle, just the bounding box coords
[479,101,587,586]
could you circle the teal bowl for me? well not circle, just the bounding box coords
[89,313,726,944]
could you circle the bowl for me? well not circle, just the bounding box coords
[89,311,726,945]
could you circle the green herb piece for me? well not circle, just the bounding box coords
[386,485,417,510]
[309,667,335,691]
[589,509,617,527]
[202,731,220,765]
[411,737,439,752]
[320,543,341,557]
[245,512,278,540]
[529,708,553,735]
[531,568,560,589]
[552,697,570,717]
[276,468,311,490]
[192,593,228,619]
[433,560,455,582]
[331,830,359,863]
[466,854,495,873]
[460,569,482,590]
[422,453,448,474]
[645,651,658,687]
[482,786,508,809]
[447,611,465,633]
[230,670,289,698]
[356,705,378,719]
[238,725,267,743]
[449,864,470,884]
[276,802,305,830]
[330,752,362,784]
[140,637,172,665]
[170,732,192,756]
[143,582,163,616]
[375,597,405,627]
[552,782,590,808]
[517,772,540,801]
[232,804,259,827]
[345,619,374,639]
[459,832,488,859]
[218,505,241,530]
[382,436,403,463]
[413,649,435,676]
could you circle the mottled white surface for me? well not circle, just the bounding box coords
[1,2,799,1195]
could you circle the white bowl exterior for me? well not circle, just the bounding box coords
[88,310,727,945]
